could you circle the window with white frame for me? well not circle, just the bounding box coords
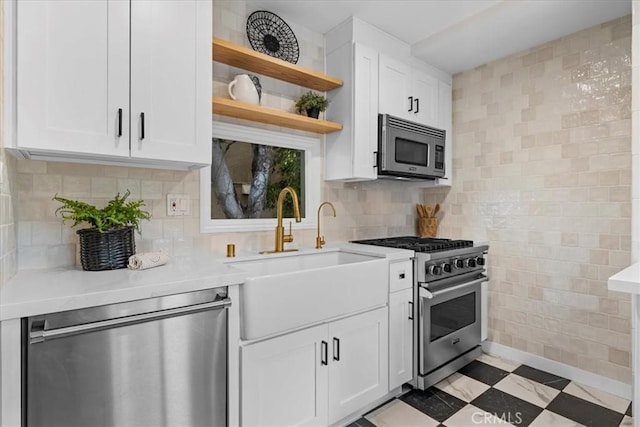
[201,122,320,233]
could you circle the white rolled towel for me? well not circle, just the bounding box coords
[128,251,170,270]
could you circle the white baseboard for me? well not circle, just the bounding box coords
[482,341,633,400]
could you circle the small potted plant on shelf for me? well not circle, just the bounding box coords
[53,190,151,271]
[295,91,329,119]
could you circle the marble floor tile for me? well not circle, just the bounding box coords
[471,388,544,426]
[401,387,467,423]
[546,393,625,427]
[365,399,440,427]
[493,374,560,408]
[346,417,377,427]
[512,365,570,391]
[620,415,633,427]
[477,353,519,372]
[563,382,630,414]
[529,409,584,427]
[457,360,509,386]
[442,404,510,426]
[434,372,490,403]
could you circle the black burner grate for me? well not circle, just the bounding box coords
[351,236,474,253]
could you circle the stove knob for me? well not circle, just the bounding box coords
[441,263,452,273]
[428,265,443,275]
[454,258,464,269]
[465,258,476,268]
[475,256,485,266]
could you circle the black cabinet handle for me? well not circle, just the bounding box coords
[408,301,413,320]
[333,337,340,361]
[373,151,378,168]
[321,340,328,366]
[414,98,420,114]
[140,112,145,140]
[117,108,122,137]
[408,96,413,112]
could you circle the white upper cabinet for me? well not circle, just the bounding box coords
[130,0,210,164]
[17,0,130,158]
[378,55,411,120]
[326,43,379,181]
[12,0,211,170]
[324,17,452,184]
[437,81,453,186]
[379,54,438,128]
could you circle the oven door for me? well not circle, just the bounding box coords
[419,275,485,375]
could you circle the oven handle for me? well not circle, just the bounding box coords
[420,275,488,300]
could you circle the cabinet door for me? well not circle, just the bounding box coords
[379,54,411,119]
[17,0,130,157]
[130,0,211,165]
[437,81,452,185]
[389,289,413,390]
[412,70,438,127]
[328,307,388,424]
[241,325,329,427]
[352,43,379,180]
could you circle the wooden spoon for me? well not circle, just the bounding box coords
[425,205,433,218]
[432,203,440,218]
[416,204,423,217]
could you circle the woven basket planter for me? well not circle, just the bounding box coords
[77,226,136,271]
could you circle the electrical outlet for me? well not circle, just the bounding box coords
[167,194,191,216]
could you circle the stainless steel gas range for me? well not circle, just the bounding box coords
[352,236,489,390]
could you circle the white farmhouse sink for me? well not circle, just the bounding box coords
[228,249,388,340]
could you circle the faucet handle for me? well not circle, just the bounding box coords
[283,221,294,243]
[316,235,326,249]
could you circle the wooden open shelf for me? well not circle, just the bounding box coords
[213,37,343,92]
[212,97,342,134]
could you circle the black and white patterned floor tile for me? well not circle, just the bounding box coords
[348,353,632,427]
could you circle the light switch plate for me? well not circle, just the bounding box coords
[167,194,191,216]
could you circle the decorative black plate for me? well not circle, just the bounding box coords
[246,10,299,64]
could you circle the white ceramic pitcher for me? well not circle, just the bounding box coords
[228,74,262,105]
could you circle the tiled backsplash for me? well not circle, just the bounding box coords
[425,16,632,383]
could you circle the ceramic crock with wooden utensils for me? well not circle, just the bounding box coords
[416,203,438,238]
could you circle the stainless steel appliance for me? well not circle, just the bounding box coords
[22,287,230,427]
[377,114,446,180]
[352,237,488,390]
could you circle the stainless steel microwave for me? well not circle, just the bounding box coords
[377,114,446,180]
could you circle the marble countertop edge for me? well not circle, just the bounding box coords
[607,262,640,294]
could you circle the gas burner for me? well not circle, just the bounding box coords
[351,236,473,253]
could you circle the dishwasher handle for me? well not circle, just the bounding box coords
[30,298,231,344]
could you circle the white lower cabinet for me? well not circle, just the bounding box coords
[241,324,328,427]
[241,307,388,426]
[388,288,413,390]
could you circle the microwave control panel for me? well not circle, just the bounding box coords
[434,145,445,170]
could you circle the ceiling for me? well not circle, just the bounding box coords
[244,0,632,74]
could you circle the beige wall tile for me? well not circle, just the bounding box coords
[440,15,631,384]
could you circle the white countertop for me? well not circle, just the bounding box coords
[0,243,414,321]
[0,254,247,321]
[608,263,640,294]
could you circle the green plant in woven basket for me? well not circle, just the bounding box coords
[53,190,151,233]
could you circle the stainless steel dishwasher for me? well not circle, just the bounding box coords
[22,287,230,427]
